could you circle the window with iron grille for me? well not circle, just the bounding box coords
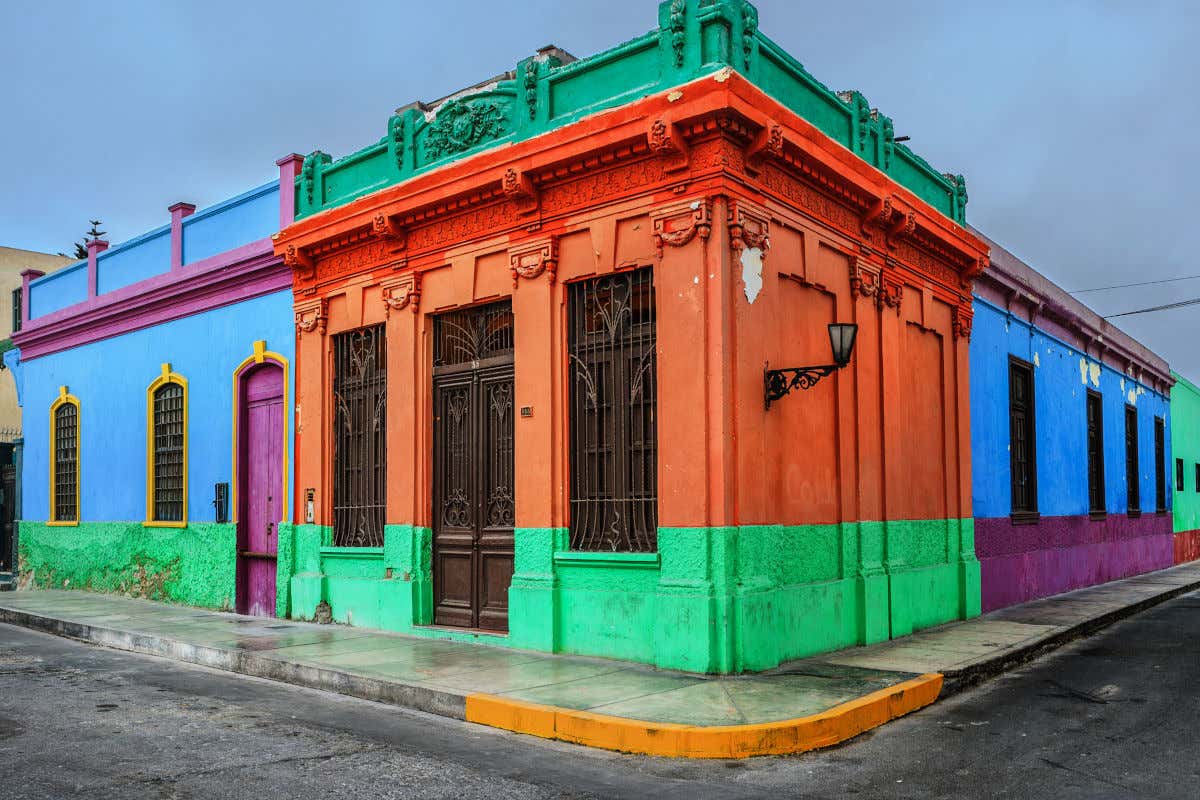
[151,383,185,522]
[1086,390,1104,515]
[1155,416,1166,512]
[1178,458,1186,493]
[52,401,78,522]
[332,325,386,547]
[568,268,658,552]
[1125,404,1140,515]
[11,288,21,334]
[1008,357,1038,521]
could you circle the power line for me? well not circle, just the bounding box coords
[1070,273,1200,294]
[1104,296,1200,319]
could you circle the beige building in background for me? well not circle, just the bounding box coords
[0,247,73,440]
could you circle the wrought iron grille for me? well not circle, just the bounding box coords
[432,301,515,534]
[333,325,387,547]
[568,268,658,552]
[53,403,78,521]
[434,301,514,366]
[152,383,185,522]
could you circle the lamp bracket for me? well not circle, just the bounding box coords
[764,362,842,409]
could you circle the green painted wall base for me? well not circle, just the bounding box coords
[278,518,980,674]
[18,520,237,609]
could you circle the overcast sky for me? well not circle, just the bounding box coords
[3,0,1198,381]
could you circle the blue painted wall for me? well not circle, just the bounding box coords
[182,182,278,266]
[97,226,171,294]
[27,180,280,318]
[971,297,1171,519]
[29,261,87,318]
[20,289,295,523]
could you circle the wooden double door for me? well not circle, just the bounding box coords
[432,301,515,631]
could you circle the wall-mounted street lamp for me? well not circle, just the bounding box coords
[764,323,859,410]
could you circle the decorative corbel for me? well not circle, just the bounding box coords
[878,275,904,313]
[502,167,540,216]
[284,243,315,280]
[952,305,973,340]
[647,117,689,173]
[727,199,770,258]
[381,273,421,315]
[651,197,712,260]
[294,299,327,335]
[885,210,916,251]
[509,236,558,289]
[371,212,405,248]
[860,195,895,239]
[849,256,881,302]
[745,121,784,175]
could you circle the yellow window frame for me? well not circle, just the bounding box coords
[48,385,81,526]
[145,363,189,528]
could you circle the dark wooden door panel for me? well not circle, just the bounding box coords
[432,301,515,631]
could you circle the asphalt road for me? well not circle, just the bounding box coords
[1,591,1198,800]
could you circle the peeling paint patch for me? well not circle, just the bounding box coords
[1079,358,1087,385]
[1033,352,1041,368]
[693,275,699,285]
[1127,389,1138,405]
[1090,362,1101,387]
[714,67,733,82]
[741,247,764,303]
[667,90,683,102]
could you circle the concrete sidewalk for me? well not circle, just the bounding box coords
[1,560,1198,758]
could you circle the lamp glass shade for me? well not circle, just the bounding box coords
[828,323,858,367]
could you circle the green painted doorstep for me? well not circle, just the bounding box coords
[277,519,980,675]
[296,0,966,225]
[18,521,237,610]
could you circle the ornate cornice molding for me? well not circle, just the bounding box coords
[727,198,770,259]
[275,74,987,306]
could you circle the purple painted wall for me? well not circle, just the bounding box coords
[976,515,1174,611]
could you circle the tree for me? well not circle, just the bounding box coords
[71,220,105,260]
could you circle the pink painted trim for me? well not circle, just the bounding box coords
[275,154,304,228]
[13,239,289,360]
[19,269,45,326]
[85,239,109,300]
[168,202,196,270]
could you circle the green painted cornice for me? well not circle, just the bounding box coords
[296,0,967,224]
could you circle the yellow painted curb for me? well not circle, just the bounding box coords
[464,672,943,758]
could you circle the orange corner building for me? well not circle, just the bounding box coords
[272,0,989,674]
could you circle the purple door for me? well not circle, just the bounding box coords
[237,364,284,616]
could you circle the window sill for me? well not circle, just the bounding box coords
[46,520,79,527]
[1009,511,1040,526]
[553,551,661,569]
[143,520,187,529]
[319,546,385,559]
[1088,511,1108,522]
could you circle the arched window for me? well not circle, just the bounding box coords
[49,386,80,525]
[146,364,188,526]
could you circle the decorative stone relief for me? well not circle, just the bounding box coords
[509,237,558,289]
[283,244,315,280]
[952,305,973,340]
[502,167,539,216]
[745,121,783,175]
[381,273,421,315]
[651,197,712,259]
[295,299,327,335]
[647,118,689,172]
[388,115,405,172]
[424,99,509,161]
[668,0,686,66]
